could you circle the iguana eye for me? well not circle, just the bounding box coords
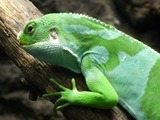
[24,22,36,34]
[27,25,34,33]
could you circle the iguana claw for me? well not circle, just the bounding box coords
[43,78,78,116]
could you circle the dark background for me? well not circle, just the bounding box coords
[0,0,160,120]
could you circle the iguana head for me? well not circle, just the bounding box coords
[18,14,61,48]
[17,15,80,73]
[17,15,60,63]
[17,18,52,47]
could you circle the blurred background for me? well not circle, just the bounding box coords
[0,0,160,120]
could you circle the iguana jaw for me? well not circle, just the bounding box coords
[17,31,34,46]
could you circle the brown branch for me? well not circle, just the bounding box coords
[0,0,134,120]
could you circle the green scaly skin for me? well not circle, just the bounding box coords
[17,13,160,120]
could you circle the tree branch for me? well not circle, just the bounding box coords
[0,0,134,120]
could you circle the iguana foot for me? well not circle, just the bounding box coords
[43,78,78,115]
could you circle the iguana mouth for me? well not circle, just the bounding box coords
[17,31,36,46]
[17,31,26,46]
[17,31,27,46]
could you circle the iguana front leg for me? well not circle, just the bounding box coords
[43,55,118,114]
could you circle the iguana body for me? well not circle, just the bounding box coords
[18,13,160,120]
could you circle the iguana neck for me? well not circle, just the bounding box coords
[23,41,81,73]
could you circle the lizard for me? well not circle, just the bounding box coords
[17,13,160,120]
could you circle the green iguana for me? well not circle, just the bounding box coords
[17,13,160,120]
